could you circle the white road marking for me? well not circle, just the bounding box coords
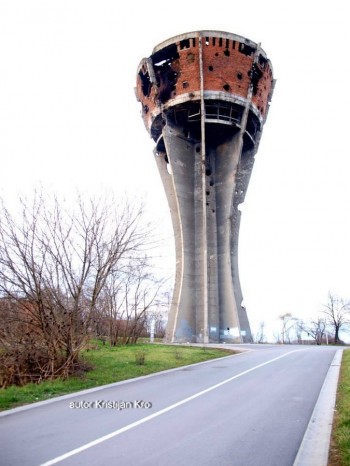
[40,349,307,465]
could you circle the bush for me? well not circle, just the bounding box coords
[134,350,146,365]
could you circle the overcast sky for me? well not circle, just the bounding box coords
[0,0,349,340]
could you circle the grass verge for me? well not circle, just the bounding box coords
[0,343,235,412]
[329,349,350,466]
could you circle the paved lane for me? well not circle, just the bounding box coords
[0,345,339,466]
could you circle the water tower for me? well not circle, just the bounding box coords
[135,31,274,343]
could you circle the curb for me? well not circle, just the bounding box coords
[293,349,343,466]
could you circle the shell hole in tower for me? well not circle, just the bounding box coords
[180,39,190,50]
[224,49,230,57]
[206,190,210,196]
[182,81,189,89]
[209,180,214,186]
[156,135,166,153]
[237,72,243,80]
[215,52,219,57]
[139,68,151,97]
[223,84,231,92]
[187,52,195,63]
[205,168,212,176]
[209,65,214,71]
[195,146,201,153]
[239,42,256,56]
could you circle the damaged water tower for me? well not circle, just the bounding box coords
[135,31,275,343]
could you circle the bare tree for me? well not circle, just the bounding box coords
[294,319,304,344]
[95,277,127,346]
[323,293,350,344]
[279,312,297,344]
[145,288,171,340]
[119,257,163,344]
[91,254,166,345]
[302,318,327,345]
[0,191,152,385]
[255,321,266,344]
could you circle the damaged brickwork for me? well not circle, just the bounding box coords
[136,31,273,139]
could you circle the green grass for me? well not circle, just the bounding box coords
[0,343,235,411]
[329,349,350,466]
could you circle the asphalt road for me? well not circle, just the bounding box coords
[0,345,340,466]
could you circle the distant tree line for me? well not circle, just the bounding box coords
[0,192,168,387]
[254,293,350,345]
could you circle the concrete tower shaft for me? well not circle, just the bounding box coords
[135,31,274,343]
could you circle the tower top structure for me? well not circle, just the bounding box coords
[135,31,274,343]
[136,30,274,145]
